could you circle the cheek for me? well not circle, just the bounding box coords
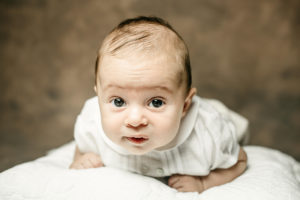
[100,108,122,136]
[152,108,183,139]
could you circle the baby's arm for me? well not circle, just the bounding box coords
[69,146,104,169]
[168,147,247,193]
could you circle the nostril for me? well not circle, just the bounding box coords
[141,118,148,126]
[125,106,148,127]
[126,122,147,129]
[125,117,148,128]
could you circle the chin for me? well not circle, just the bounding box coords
[127,146,152,155]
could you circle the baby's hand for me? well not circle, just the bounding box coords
[69,152,104,169]
[168,174,205,193]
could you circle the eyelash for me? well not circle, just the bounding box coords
[110,97,126,107]
[109,97,166,109]
[147,98,165,108]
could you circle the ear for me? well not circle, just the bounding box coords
[182,87,197,118]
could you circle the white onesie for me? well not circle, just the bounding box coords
[74,95,249,177]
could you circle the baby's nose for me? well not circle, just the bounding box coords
[125,106,148,128]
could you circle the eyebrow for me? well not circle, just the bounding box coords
[103,84,173,93]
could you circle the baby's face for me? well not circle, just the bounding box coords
[96,54,194,155]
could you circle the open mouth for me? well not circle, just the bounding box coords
[126,136,149,144]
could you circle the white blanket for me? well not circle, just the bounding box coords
[0,142,299,200]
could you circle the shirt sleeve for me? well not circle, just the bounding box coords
[74,97,101,154]
[197,99,241,170]
[206,99,250,145]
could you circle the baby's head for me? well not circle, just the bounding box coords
[94,16,196,155]
[96,16,192,95]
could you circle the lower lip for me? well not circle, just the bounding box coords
[126,137,149,144]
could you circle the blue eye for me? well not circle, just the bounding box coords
[111,98,125,107]
[149,99,164,108]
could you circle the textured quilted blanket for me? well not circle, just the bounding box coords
[0,142,299,200]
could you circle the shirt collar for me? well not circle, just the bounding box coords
[154,96,199,152]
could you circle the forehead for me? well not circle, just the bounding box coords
[98,54,183,90]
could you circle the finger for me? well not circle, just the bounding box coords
[70,162,83,169]
[87,157,102,168]
[168,175,181,187]
[88,156,104,168]
[75,162,85,169]
[170,179,185,190]
[87,158,97,168]
[81,160,93,169]
[178,185,199,193]
[72,163,84,169]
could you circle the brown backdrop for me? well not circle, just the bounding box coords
[1,0,299,171]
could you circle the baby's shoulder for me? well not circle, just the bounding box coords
[194,95,238,118]
[192,96,221,116]
[79,96,100,120]
[83,96,98,107]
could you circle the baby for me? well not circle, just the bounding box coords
[70,16,248,193]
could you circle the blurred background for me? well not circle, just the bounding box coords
[0,0,299,172]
